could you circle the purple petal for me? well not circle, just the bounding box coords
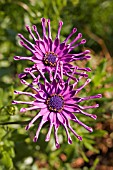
[25,25,37,41]
[52,38,60,52]
[75,79,91,94]
[47,19,52,39]
[33,102,47,108]
[45,112,54,141]
[25,107,49,130]
[34,111,50,141]
[57,113,72,144]
[62,110,93,132]
[18,73,27,78]
[76,94,102,103]
[20,106,39,113]
[41,18,47,39]
[50,79,57,94]
[19,40,35,53]
[53,115,60,148]
[12,100,33,105]
[62,111,82,141]
[32,25,41,40]
[34,52,43,60]
[63,27,77,44]
[18,33,35,49]
[36,40,46,53]
[55,21,63,39]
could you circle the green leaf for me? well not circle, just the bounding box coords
[1,151,13,170]
[90,157,100,170]
[91,130,108,137]
[83,142,99,153]
[0,127,6,140]
[81,151,89,162]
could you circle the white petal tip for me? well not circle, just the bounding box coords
[78,33,82,38]
[56,143,60,149]
[59,21,63,26]
[14,90,18,94]
[87,78,91,83]
[89,128,93,132]
[68,139,72,144]
[41,18,46,22]
[85,50,90,53]
[97,94,102,98]
[25,125,29,130]
[20,40,25,46]
[33,136,37,142]
[91,114,97,120]
[14,56,20,60]
[77,136,82,141]
[73,28,77,33]
[45,137,50,142]
[81,39,86,44]
[12,100,16,104]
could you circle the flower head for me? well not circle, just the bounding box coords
[14,18,91,80]
[12,74,102,148]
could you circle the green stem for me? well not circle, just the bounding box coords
[0,120,30,125]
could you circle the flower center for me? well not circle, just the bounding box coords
[46,94,64,112]
[44,52,57,67]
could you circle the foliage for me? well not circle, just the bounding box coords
[0,0,113,169]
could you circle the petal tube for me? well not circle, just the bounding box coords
[25,108,48,130]
[55,21,63,39]
[47,19,52,39]
[34,111,50,142]
[14,90,36,98]
[63,110,93,132]
[45,112,54,141]
[32,25,41,40]
[53,114,60,149]
[18,33,35,48]
[63,27,77,44]
[62,111,82,140]
[25,25,37,41]
[57,113,72,144]
[41,18,47,39]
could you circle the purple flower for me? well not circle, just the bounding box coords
[14,18,91,80]
[12,75,102,149]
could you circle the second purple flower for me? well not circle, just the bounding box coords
[14,18,91,80]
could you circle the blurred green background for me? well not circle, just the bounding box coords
[0,0,113,169]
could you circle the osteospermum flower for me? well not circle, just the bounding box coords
[14,18,91,80]
[12,76,102,148]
